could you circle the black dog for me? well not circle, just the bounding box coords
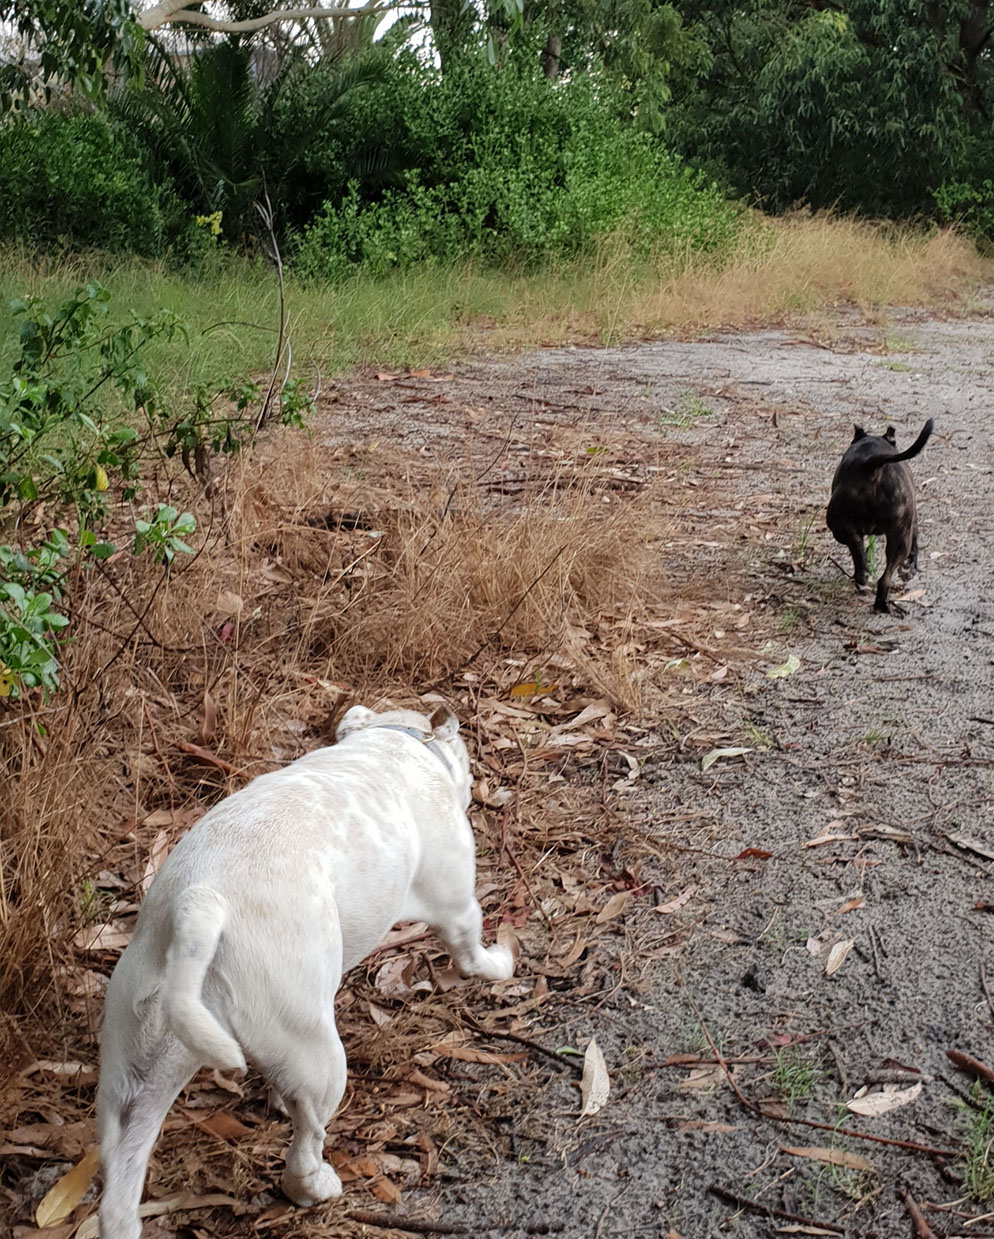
[826,418,934,613]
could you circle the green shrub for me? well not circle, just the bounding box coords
[294,55,740,278]
[0,108,179,255]
[934,179,994,245]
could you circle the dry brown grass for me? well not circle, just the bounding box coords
[479,215,988,349]
[0,424,672,1021]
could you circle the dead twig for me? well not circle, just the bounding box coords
[709,1184,843,1234]
[899,1185,938,1239]
[947,1049,994,1090]
[175,741,247,779]
[460,1007,583,1077]
[981,962,994,1025]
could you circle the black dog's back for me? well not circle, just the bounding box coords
[832,419,933,481]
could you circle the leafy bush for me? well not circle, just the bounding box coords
[294,54,740,278]
[0,282,313,699]
[934,179,994,245]
[0,108,181,255]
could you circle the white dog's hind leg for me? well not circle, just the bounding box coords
[267,1026,347,1207]
[97,1041,199,1239]
[435,898,514,981]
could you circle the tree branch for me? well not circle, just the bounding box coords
[139,1,393,33]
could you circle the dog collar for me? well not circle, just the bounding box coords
[376,724,451,772]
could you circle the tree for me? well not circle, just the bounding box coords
[666,1,994,216]
[0,1,142,109]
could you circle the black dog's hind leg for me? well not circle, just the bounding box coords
[875,527,913,613]
[843,535,870,591]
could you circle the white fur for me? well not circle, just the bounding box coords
[96,704,513,1239]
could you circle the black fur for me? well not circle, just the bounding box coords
[826,418,934,613]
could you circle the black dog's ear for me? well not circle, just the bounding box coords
[884,426,897,444]
[851,425,866,441]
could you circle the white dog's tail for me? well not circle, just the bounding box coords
[161,886,247,1072]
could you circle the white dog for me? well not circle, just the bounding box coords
[97,703,514,1239]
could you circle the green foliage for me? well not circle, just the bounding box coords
[934,178,994,245]
[0,0,142,112]
[132,504,197,565]
[668,1,986,218]
[295,54,739,278]
[0,108,180,255]
[0,281,311,699]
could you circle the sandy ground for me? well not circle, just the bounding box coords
[339,308,994,1237]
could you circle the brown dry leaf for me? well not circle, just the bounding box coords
[510,681,558,698]
[595,890,631,924]
[140,830,171,895]
[805,930,837,960]
[945,831,994,862]
[781,1145,875,1173]
[836,897,865,915]
[214,590,243,617]
[74,1193,239,1239]
[736,847,772,861]
[408,368,433,379]
[35,1145,100,1227]
[654,886,696,915]
[825,938,856,976]
[375,371,400,381]
[846,1081,922,1117]
[579,1036,610,1117]
[429,1033,526,1065]
[370,1176,404,1205]
[73,921,132,952]
[675,1065,725,1091]
[182,1109,253,1141]
[557,700,613,731]
[200,690,218,743]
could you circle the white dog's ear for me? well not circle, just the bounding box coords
[336,705,375,741]
[429,705,459,741]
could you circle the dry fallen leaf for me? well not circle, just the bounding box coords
[701,746,753,772]
[846,1081,922,1117]
[75,1193,239,1239]
[595,890,631,924]
[825,938,856,976]
[579,1036,610,1117]
[35,1146,100,1227]
[654,885,696,915]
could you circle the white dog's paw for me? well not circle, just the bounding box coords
[477,943,514,981]
[282,1163,343,1206]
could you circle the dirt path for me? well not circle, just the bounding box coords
[342,309,994,1236]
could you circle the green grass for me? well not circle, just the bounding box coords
[962,1095,994,1201]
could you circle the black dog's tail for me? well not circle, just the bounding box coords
[865,418,934,471]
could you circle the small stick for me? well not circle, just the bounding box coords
[869,924,886,982]
[761,1110,959,1158]
[947,1049,994,1089]
[175,741,247,778]
[899,1185,938,1239]
[981,962,994,1024]
[709,1184,843,1234]
[460,1008,583,1077]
